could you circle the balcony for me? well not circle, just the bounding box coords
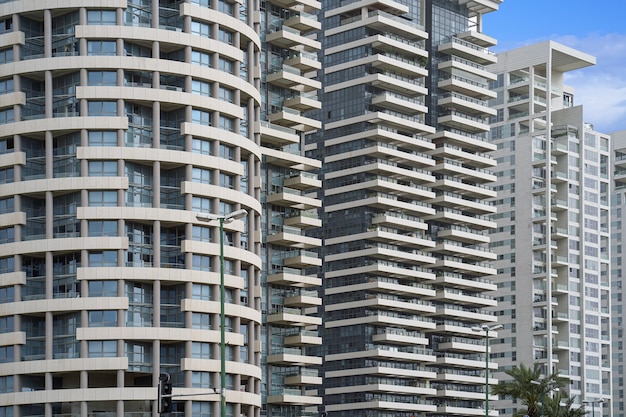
[284,13,321,34]
[284,51,321,72]
[267,267,321,288]
[284,330,322,346]
[267,106,321,132]
[267,307,322,326]
[267,66,321,92]
[434,272,496,291]
[284,172,321,190]
[372,92,427,115]
[267,187,321,210]
[266,26,321,51]
[283,249,322,268]
[437,36,497,65]
[284,211,322,229]
[260,121,300,147]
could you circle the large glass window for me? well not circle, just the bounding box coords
[89,161,117,177]
[192,80,212,97]
[87,40,116,56]
[88,131,117,146]
[89,311,117,327]
[89,101,117,116]
[191,21,211,38]
[89,280,118,297]
[191,50,211,67]
[192,109,211,126]
[88,71,117,86]
[0,78,13,95]
[88,340,117,357]
[88,190,118,206]
[0,109,14,125]
[192,167,212,184]
[192,138,212,155]
[87,10,116,25]
[88,251,118,266]
[89,220,118,236]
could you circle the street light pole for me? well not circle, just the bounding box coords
[531,379,559,417]
[530,380,544,417]
[583,399,605,417]
[472,323,503,417]
[197,209,248,417]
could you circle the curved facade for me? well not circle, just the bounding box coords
[0,1,269,417]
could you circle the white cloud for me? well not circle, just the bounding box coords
[555,33,626,133]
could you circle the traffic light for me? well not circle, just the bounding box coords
[158,374,172,413]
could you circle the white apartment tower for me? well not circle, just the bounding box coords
[488,41,612,416]
[610,130,626,417]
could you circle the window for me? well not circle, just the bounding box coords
[220,87,235,103]
[89,280,118,297]
[0,168,14,184]
[192,342,211,359]
[192,138,212,155]
[88,340,117,357]
[219,173,234,189]
[89,220,118,237]
[0,198,13,215]
[192,283,211,300]
[192,226,212,242]
[192,197,211,212]
[0,48,13,65]
[220,144,234,160]
[219,115,235,132]
[88,310,117,327]
[87,10,116,25]
[0,227,14,244]
[192,109,211,126]
[192,313,211,329]
[89,101,117,116]
[0,18,12,35]
[0,346,13,363]
[89,161,117,177]
[219,58,234,74]
[218,0,235,15]
[87,40,116,56]
[191,50,211,67]
[89,251,118,266]
[191,21,211,38]
[0,78,13,95]
[89,131,117,146]
[192,79,212,97]
[88,71,117,86]
[192,254,212,271]
[219,28,233,44]
[88,190,118,206]
[0,109,14,125]
[192,167,212,184]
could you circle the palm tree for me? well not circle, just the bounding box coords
[543,393,587,417]
[492,364,566,417]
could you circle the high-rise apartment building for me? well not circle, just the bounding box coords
[0,1,323,417]
[487,41,612,416]
[610,130,626,417]
[312,0,502,416]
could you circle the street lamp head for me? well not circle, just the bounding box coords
[224,209,248,222]
[197,209,248,223]
[472,323,503,332]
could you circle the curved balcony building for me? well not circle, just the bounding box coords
[0,1,322,417]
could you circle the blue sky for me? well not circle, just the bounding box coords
[483,0,626,133]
